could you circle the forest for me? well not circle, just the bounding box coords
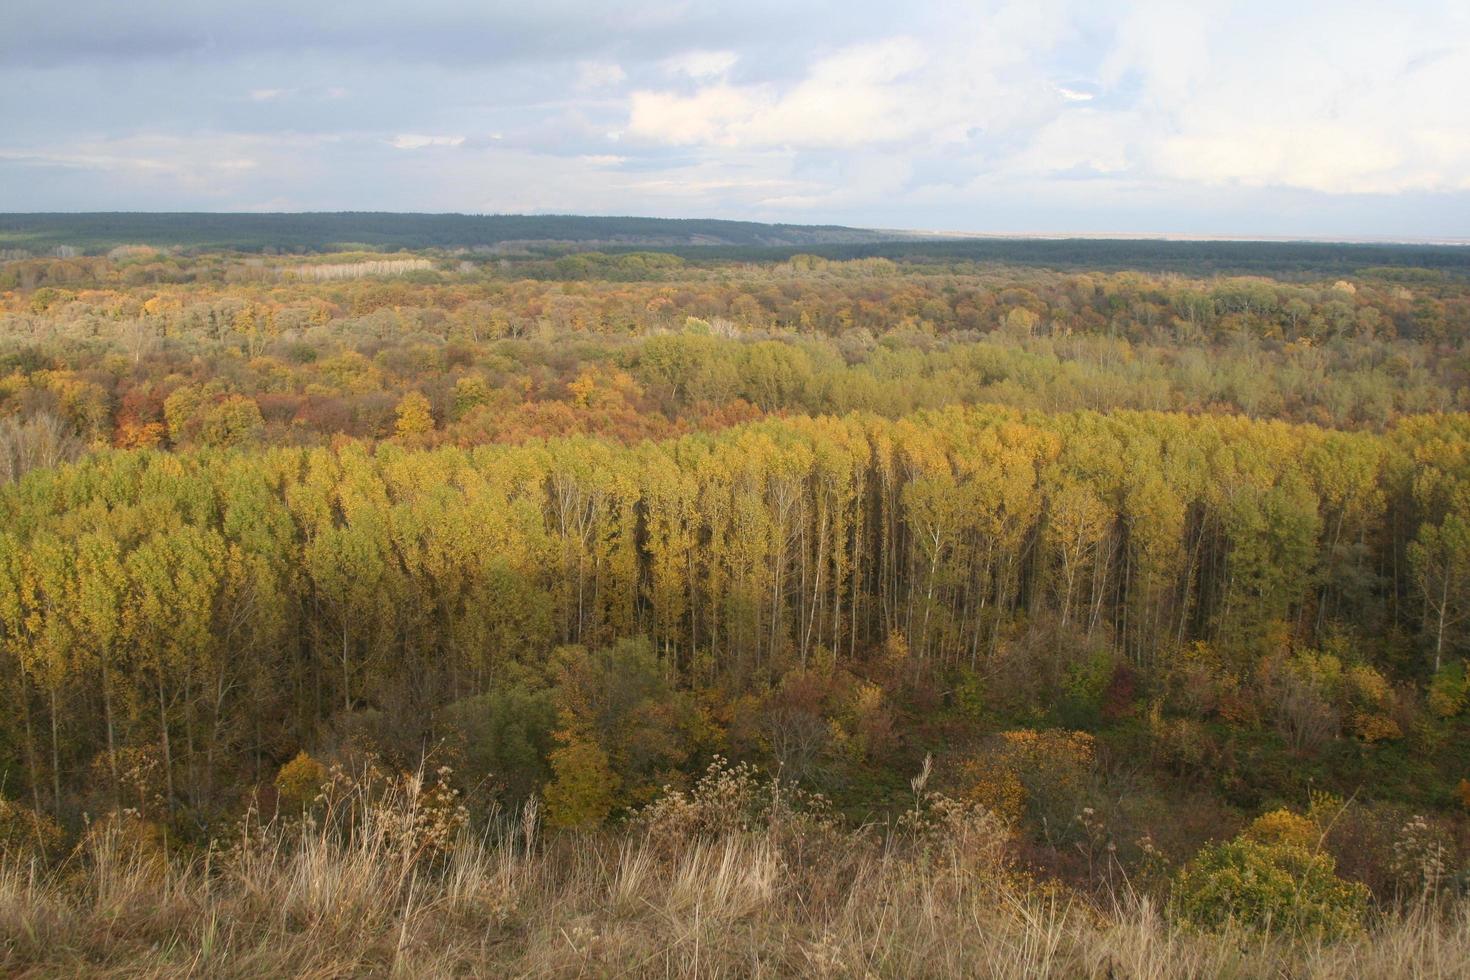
[0,212,898,254]
[6,211,1470,274]
[2,240,1470,974]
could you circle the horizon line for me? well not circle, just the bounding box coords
[2,211,1467,247]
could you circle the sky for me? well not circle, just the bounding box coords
[2,0,1469,238]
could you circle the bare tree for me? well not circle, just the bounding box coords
[0,412,85,485]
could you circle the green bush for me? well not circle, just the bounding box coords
[439,684,557,804]
[1171,834,1369,940]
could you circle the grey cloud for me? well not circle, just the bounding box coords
[4,0,870,68]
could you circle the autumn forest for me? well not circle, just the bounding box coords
[3,229,1470,974]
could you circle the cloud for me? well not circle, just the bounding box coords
[0,132,327,203]
[2,1,1469,233]
[628,175,802,195]
[576,61,627,88]
[629,85,756,145]
[631,38,940,149]
[1002,108,1136,177]
[662,50,738,79]
[390,134,466,149]
[0,0,843,69]
[0,136,276,177]
[736,39,931,147]
[1084,0,1470,195]
[624,3,1470,200]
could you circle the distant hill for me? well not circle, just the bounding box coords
[0,212,910,254]
[2,212,1465,278]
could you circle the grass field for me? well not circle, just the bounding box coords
[4,768,1467,979]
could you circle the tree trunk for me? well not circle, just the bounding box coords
[49,687,62,817]
[102,659,120,809]
[157,672,175,808]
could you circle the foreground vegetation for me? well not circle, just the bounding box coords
[2,240,1469,974]
[4,760,1468,978]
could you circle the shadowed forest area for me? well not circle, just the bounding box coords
[2,237,1470,975]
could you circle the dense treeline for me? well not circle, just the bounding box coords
[3,212,1468,277]
[0,212,890,253]
[656,238,1470,276]
[3,406,1468,828]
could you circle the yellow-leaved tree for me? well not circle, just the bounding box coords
[394,391,434,438]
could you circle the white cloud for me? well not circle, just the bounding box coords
[735,39,930,148]
[390,134,466,150]
[576,61,627,88]
[631,38,945,149]
[624,3,1470,199]
[662,50,738,79]
[627,176,800,195]
[249,88,292,102]
[1094,0,1470,194]
[1003,108,1137,176]
[629,85,757,145]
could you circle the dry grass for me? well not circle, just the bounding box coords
[2,783,1468,978]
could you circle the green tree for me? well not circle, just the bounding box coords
[1409,512,1470,671]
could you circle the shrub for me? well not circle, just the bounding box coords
[1243,808,1319,850]
[275,751,328,810]
[633,756,840,851]
[900,793,1015,880]
[544,738,616,829]
[1262,650,1342,754]
[1312,796,1410,901]
[1059,647,1115,725]
[396,765,469,858]
[1148,705,1220,777]
[1389,814,1454,899]
[0,796,63,859]
[1172,833,1368,939]
[439,685,557,804]
[1343,664,1401,742]
[962,729,1095,833]
[1428,661,1468,719]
